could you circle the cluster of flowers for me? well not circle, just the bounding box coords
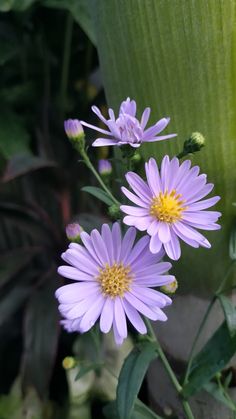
[58,98,221,345]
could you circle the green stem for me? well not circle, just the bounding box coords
[144,318,195,419]
[79,148,120,206]
[60,12,73,116]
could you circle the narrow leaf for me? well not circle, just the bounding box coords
[116,341,157,419]
[203,381,236,411]
[218,295,236,337]
[182,321,236,397]
[82,186,114,206]
[103,399,163,419]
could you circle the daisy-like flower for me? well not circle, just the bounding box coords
[56,223,174,345]
[121,156,221,260]
[80,97,176,148]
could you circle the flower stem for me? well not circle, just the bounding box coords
[144,318,195,419]
[79,147,120,206]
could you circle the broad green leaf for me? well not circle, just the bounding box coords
[0,110,30,159]
[75,362,102,381]
[182,321,236,397]
[42,0,96,45]
[203,381,236,411]
[116,341,157,419]
[21,270,59,398]
[218,295,236,337]
[90,0,236,293]
[2,154,57,182]
[103,399,163,419]
[82,186,114,206]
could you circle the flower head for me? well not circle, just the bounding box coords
[121,157,221,260]
[80,98,176,148]
[98,159,112,175]
[56,223,174,345]
[66,223,83,243]
[64,119,84,141]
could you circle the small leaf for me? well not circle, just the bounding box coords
[75,362,102,381]
[2,154,57,182]
[82,186,114,206]
[182,321,236,397]
[218,294,236,337]
[203,381,236,411]
[116,341,157,419]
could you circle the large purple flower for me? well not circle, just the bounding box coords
[80,97,176,148]
[56,223,174,345]
[121,157,221,260]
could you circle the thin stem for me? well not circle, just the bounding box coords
[144,318,195,419]
[60,12,73,117]
[79,148,120,206]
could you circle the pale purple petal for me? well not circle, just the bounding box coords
[121,186,149,208]
[79,295,104,332]
[158,222,171,243]
[120,227,137,263]
[114,297,127,338]
[122,299,147,334]
[150,233,163,254]
[80,120,111,135]
[92,138,118,146]
[100,298,114,333]
[125,172,152,203]
[140,107,151,129]
[120,205,149,217]
[143,117,170,139]
[164,231,181,260]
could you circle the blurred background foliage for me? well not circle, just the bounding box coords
[0,1,116,418]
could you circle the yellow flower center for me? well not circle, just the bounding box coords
[150,190,187,223]
[97,263,133,298]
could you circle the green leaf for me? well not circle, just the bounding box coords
[103,399,163,419]
[21,270,59,398]
[75,362,102,381]
[218,294,236,337]
[42,0,96,45]
[116,341,157,419]
[0,0,37,11]
[203,381,236,411]
[0,110,31,159]
[81,186,114,206]
[2,154,57,182]
[182,321,236,397]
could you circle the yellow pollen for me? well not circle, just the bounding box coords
[150,190,187,223]
[97,263,133,298]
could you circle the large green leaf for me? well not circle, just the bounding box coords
[218,294,236,337]
[116,341,157,419]
[2,154,57,182]
[182,321,236,397]
[81,186,114,206]
[104,399,163,419]
[90,0,236,294]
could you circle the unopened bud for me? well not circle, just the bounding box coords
[64,119,85,146]
[66,223,83,243]
[98,159,112,176]
[108,204,121,220]
[131,152,142,164]
[184,132,205,153]
[62,356,77,370]
[161,278,178,295]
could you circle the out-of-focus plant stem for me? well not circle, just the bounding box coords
[145,318,195,419]
[60,12,73,118]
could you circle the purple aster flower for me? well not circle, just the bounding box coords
[56,223,174,345]
[66,223,83,243]
[80,97,176,148]
[121,156,221,260]
[98,159,112,175]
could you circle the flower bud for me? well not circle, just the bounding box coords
[161,278,178,295]
[183,132,205,153]
[98,159,112,176]
[62,356,77,370]
[64,119,85,144]
[108,204,121,220]
[66,223,83,243]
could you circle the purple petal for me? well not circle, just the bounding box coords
[135,274,175,287]
[164,231,181,260]
[91,105,108,124]
[143,133,177,142]
[101,224,114,265]
[100,298,114,333]
[112,222,122,261]
[147,220,159,236]
[90,229,110,265]
[92,138,118,146]
[158,222,171,243]
[122,299,147,334]
[143,117,170,139]
[120,205,149,216]
[123,215,153,231]
[80,120,111,135]
[56,283,99,303]
[114,297,127,338]
[140,107,151,129]
[188,196,220,211]
[145,158,162,195]
[121,186,149,208]
[79,294,104,332]
[127,235,150,265]
[125,172,152,203]
[120,227,136,263]
[124,292,160,321]
[150,233,163,254]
